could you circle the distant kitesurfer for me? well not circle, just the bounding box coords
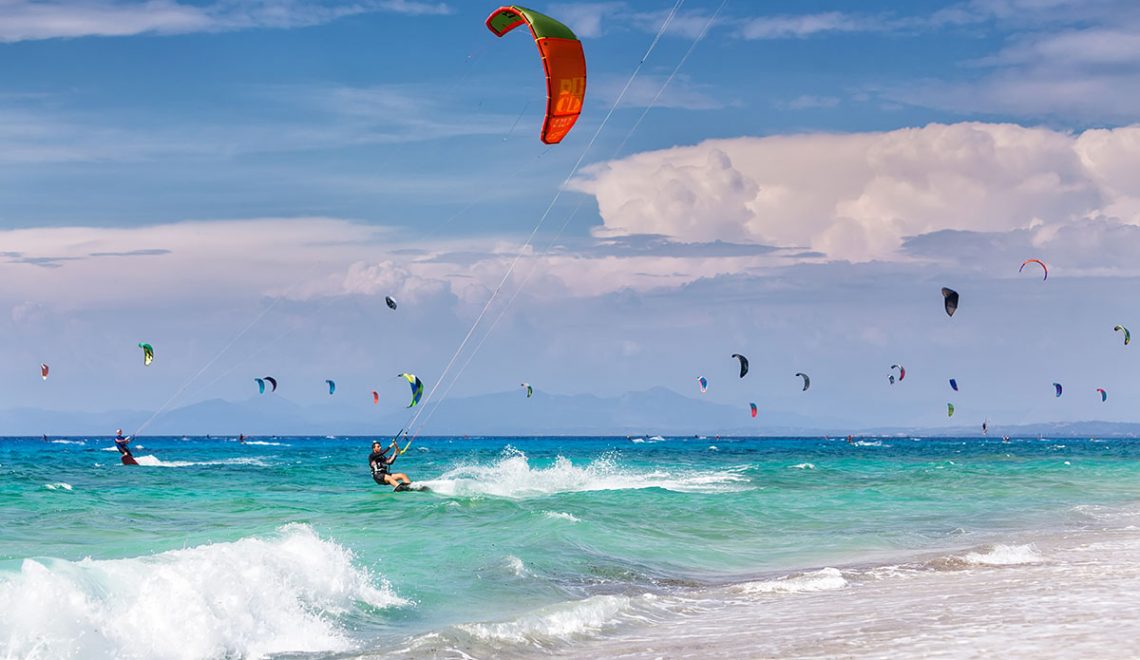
[846,435,855,445]
[238,433,246,444]
[114,429,133,458]
[370,439,411,490]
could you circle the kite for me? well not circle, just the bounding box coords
[264,376,277,393]
[1115,325,1131,346]
[372,390,380,404]
[255,378,266,394]
[485,5,586,144]
[697,376,708,393]
[949,378,959,392]
[521,383,533,398]
[326,379,336,395]
[386,296,397,311]
[40,363,49,380]
[731,353,749,378]
[947,403,955,417]
[1097,388,1107,402]
[750,402,758,418]
[138,343,154,366]
[941,287,959,317]
[795,372,810,391]
[1053,382,1062,398]
[889,364,906,385]
[1019,258,1048,281]
[399,373,424,408]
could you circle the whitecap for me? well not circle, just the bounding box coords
[0,524,405,659]
[961,544,1044,566]
[733,568,848,595]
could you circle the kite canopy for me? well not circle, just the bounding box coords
[949,378,959,392]
[947,403,955,417]
[982,419,989,435]
[941,287,959,317]
[326,379,336,395]
[372,390,380,404]
[697,376,708,393]
[486,5,586,144]
[265,376,278,392]
[399,373,424,408]
[750,402,758,418]
[138,343,154,366]
[731,353,749,378]
[386,296,397,310]
[1115,325,1131,345]
[255,378,266,394]
[1097,387,1107,402]
[1019,258,1048,280]
[40,363,49,380]
[1053,382,1063,398]
[889,364,906,384]
[521,383,533,398]
[795,372,811,391]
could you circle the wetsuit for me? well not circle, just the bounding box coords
[370,449,392,485]
[114,434,133,457]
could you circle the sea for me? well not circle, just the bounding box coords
[2,435,1139,659]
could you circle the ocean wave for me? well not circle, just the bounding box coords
[130,456,269,468]
[418,448,751,499]
[49,440,84,445]
[732,568,848,595]
[241,441,290,447]
[961,544,1044,566]
[543,511,581,522]
[852,440,890,447]
[789,463,815,470]
[44,482,72,491]
[0,524,404,660]
[458,594,634,643]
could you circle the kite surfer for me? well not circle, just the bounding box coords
[370,438,411,491]
[114,428,138,465]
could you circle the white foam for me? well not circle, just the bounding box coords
[49,440,84,445]
[455,594,639,645]
[733,568,848,595]
[0,524,404,659]
[790,463,815,470]
[130,456,268,468]
[852,440,889,447]
[504,555,529,577]
[241,441,290,447]
[44,483,72,491]
[543,511,581,522]
[960,544,1044,566]
[417,448,751,498]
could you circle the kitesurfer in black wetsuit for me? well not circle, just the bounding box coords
[369,439,411,490]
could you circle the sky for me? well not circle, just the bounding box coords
[4,0,1140,432]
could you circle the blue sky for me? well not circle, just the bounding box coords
[4,0,1140,431]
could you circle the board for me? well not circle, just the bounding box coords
[121,454,139,466]
[393,483,430,493]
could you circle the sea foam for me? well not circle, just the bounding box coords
[419,447,750,498]
[0,524,405,659]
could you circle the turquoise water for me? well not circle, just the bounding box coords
[2,435,1139,658]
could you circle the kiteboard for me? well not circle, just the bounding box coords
[394,483,429,493]
[121,454,139,466]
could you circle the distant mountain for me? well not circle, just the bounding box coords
[3,388,1138,437]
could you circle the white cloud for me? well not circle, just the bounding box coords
[0,0,451,43]
[738,12,878,40]
[569,122,1140,263]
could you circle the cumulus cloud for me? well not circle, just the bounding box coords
[569,122,1140,264]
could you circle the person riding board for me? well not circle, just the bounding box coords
[114,428,133,458]
[370,438,412,490]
